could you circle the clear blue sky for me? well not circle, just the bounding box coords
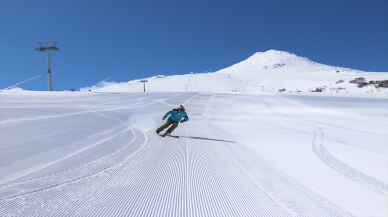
[1,0,387,90]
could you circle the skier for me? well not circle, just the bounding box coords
[156,105,189,137]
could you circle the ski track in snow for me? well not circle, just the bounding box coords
[259,96,388,196]
[0,126,136,197]
[0,93,386,217]
[0,124,130,187]
[312,129,388,195]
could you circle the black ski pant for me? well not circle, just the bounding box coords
[156,120,179,135]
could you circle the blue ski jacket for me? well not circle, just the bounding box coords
[163,110,189,123]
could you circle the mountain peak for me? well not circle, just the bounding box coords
[215,49,318,75]
[247,49,312,65]
[259,49,296,56]
[214,49,334,77]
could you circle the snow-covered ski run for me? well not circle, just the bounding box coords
[0,91,387,217]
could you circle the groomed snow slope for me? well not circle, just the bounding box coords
[84,50,388,97]
[0,91,387,217]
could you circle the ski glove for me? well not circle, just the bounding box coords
[180,116,189,123]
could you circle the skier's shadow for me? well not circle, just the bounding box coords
[168,135,236,143]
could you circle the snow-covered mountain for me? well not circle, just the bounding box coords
[84,50,388,97]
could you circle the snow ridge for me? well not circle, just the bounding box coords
[81,49,388,97]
